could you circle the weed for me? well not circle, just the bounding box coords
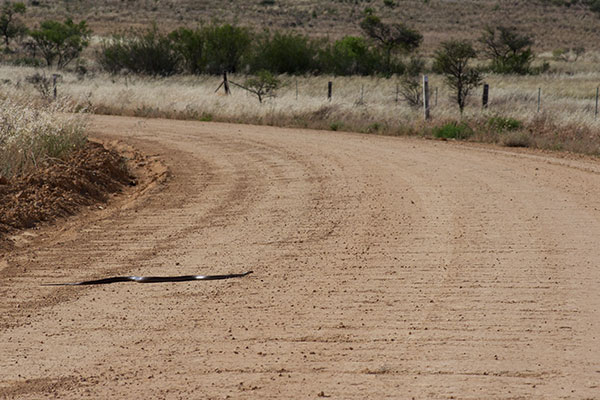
[487,116,522,132]
[500,131,531,147]
[329,121,343,131]
[432,122,473,139]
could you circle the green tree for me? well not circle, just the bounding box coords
[322,36,382,75]
[479,26,534,74]
[242,70,281,103]
[0,2,26,51]
[433,40,483,114]
[359,9,421,75]
[30,19,91,68]
[168,27,205,74]
[203,24,251,74]
[251,31,320,75]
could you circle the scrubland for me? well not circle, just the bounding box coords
[3,55,600,158]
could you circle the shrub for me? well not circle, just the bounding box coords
[251,31,320,75]
[433,40,482,114]
[432,122,473,139]
[168,27,205,74]
[0,1,27,52]
[97,25,179,76]
[320,36,383,76]
[487,116,522,132]
[479,26,534,75]
[203,24,251,74]
[243,70,281,103]
[29,18,90,68]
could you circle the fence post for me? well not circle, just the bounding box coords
[395,83,399,103]
[52,74,59,100]
[328,81,332,101]
[223,71,230,95]
[423,75,430,120]
[296,79,298,100]
[434,87,438,107]
[482,83,489,109]
[595,87,598,119]
[537,88,541,113]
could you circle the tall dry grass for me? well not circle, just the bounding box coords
[0,96,88,177]
[3,63,600,155]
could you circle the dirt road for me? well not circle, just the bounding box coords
[2,115,600,399]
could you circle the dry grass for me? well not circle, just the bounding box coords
[0,95,88,177]
[3,63,600,156]
[23,0,600,53]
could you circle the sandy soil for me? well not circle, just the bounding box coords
[1,115,600,399]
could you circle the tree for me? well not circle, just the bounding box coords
[242,70,280,103]
[30,19,91,68]
[479,26,534,74]
[203,24,251,74]
[251,31,319,75]
[359,9,422,75]
[0,2,26,51]
[168,27,205,74]
[433,40,483,114]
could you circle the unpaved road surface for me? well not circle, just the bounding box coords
[2,115,600,399]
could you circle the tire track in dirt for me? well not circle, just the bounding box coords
[1,116,599,399]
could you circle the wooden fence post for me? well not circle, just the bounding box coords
[423,75,430,120]
[537,88,541,113]
[223,71,230,95]
[482,83,489,109]
[595,87,598,119]
[328,81,332,101]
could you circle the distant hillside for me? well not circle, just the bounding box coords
[22,0,600,53]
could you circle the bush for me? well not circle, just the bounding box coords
[168,27,205,74]
[97,25,179,76]
[320,36,383,76]
[487,116,522,132]
[251,31,321,75]
[29,18,91,68]
[479,26,534,75]
[203,24,251,74]
[432,122,473,139]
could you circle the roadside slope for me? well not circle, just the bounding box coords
[1,115,599,399]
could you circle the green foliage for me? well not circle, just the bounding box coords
[243,70,281,103]
[329,121,343,131]
[479,26,534,74]
[0,1,27,51]
[359,10,422,75]
[488,116,522,132]
[168,27,205,74]
[433,40,482,114]
[203,24,251,74]
[432,122,473,140]
[98,25,179,76]
[29,18,90,68]
[252,31,320,75]
[321,36,382,76]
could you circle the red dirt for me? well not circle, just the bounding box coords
[1,115,600,399]
[0,142,135,248]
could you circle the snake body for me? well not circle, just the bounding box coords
[43,271,253,286]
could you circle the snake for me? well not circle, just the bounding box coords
[42,271,253,286]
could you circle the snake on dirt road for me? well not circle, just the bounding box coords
[42,271,253,286]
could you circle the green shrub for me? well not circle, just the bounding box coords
[320,36,383,76]
[97,25,179,76]
[251,31,320,75]
[168,27,205,74]
[432,122,473,139]
[329,121,343,131]
[487,116,522,132]
[29,18,91,68]
[203,24,251,74]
